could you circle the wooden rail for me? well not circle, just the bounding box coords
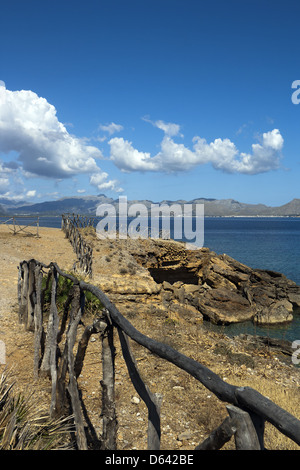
[17,258,300,450]
[61,214,93,277]
[0,215,40,237]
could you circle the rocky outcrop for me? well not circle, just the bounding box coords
[194,251,300,324]
[90,237,300,326]
[128,240,300,325]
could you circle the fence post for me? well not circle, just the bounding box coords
[226,405,261,450]
[18,262,28,325]
[33,264,43,378]
[49,266,59,417]
[26,260,36,332]
[40,266,58,379]
[65,283,88,450]
[100,310,117,450]
[195,416,237,450]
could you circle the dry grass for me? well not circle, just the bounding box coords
[124,311,300,450]
[0,369,74,450]
[224,374,300,450]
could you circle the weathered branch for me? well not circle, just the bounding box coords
[117,327,162,450]
[235,386,300,446]
[65,283,88,450]
[49,266,59,417]
[74,318,106,379]
[40,267,58,378]
[33,265,43,378]
[26,260,36,332]
[19,261,28,324]
[226,404,261,450]
[100,312,117,450]
[195,415,237,450]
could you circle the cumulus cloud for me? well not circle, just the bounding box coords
[98,122,124,135]
[109,137,156,172]
[0,177,9,193]
[90,171,123,193]
[26,190,36,198]
[0,86,103,178]
[0,84,121,194]
[142,116,182,137]
[0,158,16,193]
[109,128,283,175]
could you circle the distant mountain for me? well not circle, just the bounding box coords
[1,195,300,217]
[0,198,32,211]
[0,195,115,216]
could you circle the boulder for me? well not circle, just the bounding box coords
[254,299,294,324]
[197,287,255,324]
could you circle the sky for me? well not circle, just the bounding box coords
[0,0,300,207]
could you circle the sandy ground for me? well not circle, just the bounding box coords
[0,224,299,450]
[0,225,76,397]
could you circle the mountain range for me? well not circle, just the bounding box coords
[0,195,300,217]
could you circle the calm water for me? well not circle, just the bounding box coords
[1,215,300,342]
[196,217,300,343]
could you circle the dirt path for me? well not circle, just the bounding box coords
[0,225,76,386]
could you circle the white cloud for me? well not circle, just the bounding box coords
[0,83,121,196]
[0,159,18,193]
[0,85,104,178]
[90,171,123,193]
[0,177,9,193]
[26,190,36,198]
[109,137,157,172]
[98,122,124,135]
[142,116,182,137]
[109,128,283,175]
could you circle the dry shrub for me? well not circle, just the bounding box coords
[0,369,74,450]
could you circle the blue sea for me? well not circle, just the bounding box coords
[1,215,300,342]
[202,217,300,343]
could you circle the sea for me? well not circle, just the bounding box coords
[1,215,300,343]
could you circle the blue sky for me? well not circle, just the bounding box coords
[0,0,299,206]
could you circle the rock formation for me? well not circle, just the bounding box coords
[89,235,300,326]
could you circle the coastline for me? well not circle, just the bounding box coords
[0,224,299,450]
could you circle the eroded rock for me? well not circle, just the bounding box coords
[90,237,300,326]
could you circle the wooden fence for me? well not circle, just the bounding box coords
[61,214,93,277]
[0,216,40,237]
[17,258,300,450]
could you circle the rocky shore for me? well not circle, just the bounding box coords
[88,235,300,327]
